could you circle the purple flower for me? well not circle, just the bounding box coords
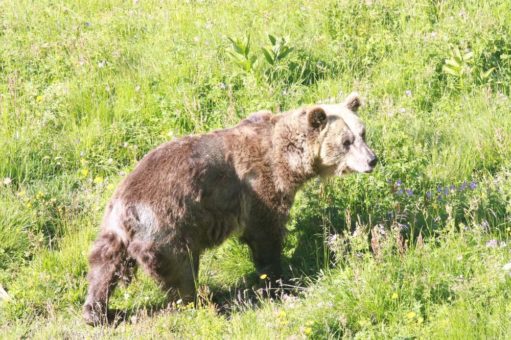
[406,189,414,196]
[459,181,468,191]
[444,188,449,196]
[486,239,498,248]
[470,181,477,190]
[397,189,404,195]
[437,195,443,201]
[437,186,443,193]
[450,185,456,192]
[426,191,432,199]
[396,180,402,187]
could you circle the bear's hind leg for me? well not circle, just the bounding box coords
[83,232,132,325]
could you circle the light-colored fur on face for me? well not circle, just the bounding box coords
[314,92,377,177]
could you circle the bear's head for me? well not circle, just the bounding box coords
[307,92,377,177]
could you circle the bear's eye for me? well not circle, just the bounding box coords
[361,131,366,140]
[343,139,352,148]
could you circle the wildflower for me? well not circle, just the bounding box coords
[84,21,91,27]
[449,184,456,192]
[218,82,227,90]
[93,176,104,184]
[426,191,432,199]
[135,85,141,92]
[277,310,286,318]
[486,239,498,248]
[2,177,11,186]
[304,327,312,336]
[405,90,412,97]
[36,191,44,199]
[391,292,398,300]
[459,181,468,191]
[259,273,268,280]
[36,95,43,102]
[405,189,413,196]
[399,108,406,113]
[470,181,477,190]
[437,186,443,193]
[396,189,404,195]
[80,168,89,177]
[406,311,416,319]
[502,263,511,271]
[396,180,402,187]
[98,60,106,68]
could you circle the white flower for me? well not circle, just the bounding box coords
[2,177,11,186]
[502,262,511,272]
[405,90,412,97]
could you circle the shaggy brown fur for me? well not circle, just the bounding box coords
[83,93,377,325]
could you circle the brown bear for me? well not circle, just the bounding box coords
[83,92,377,325]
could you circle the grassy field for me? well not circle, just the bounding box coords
[1,0,511,338]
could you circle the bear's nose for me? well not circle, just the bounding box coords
[368,155,378,167]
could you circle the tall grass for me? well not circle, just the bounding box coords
[1,0,511,337]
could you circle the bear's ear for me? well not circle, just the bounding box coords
[307,106,327,130]
[344,92,362,112]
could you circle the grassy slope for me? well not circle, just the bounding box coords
[1,0,511,338]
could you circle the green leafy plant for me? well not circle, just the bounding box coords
[443,46,495,89]
[261,34,294,66]
[226,34,258,73]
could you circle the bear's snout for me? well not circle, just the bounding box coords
[368,154,378,168]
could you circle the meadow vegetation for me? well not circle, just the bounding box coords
[1,0,511,338]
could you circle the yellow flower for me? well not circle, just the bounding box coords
[417,316,424,324]
[36,95,43,102]
[259,273,267,280]
[391,292,398,300]
[93,176,104,184]
[304,327,312,336]
[277,310,286,318]
[107,183,115,191]
[406,311,416,319]
[80,168,89,177]
[36,191,44,199]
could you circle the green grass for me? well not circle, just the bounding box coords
[1,0,511,338]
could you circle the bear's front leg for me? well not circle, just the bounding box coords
[241,224,284,282]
